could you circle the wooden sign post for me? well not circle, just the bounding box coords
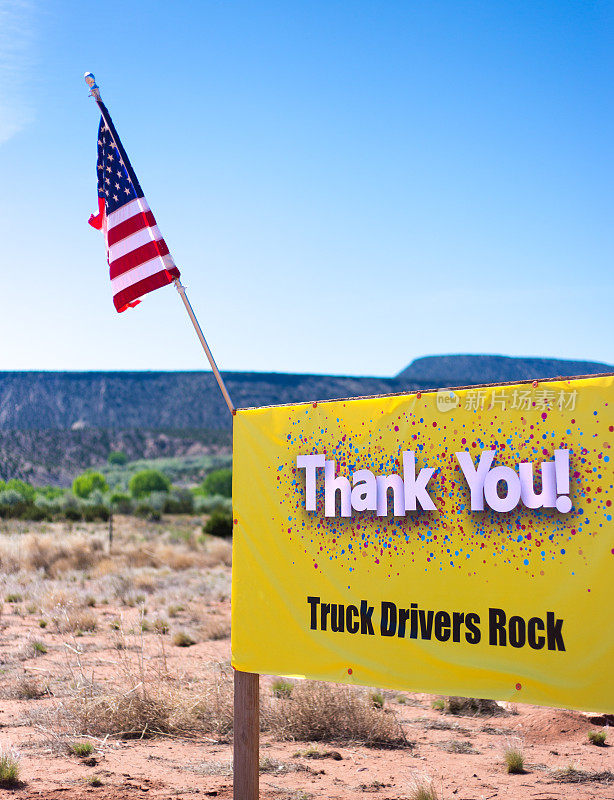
[234,670,259,800]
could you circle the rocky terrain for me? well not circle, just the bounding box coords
[0,354,611,484]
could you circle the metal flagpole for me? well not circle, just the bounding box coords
[84,73,259,800]
[83,72,236,417]
[172,277,236,415]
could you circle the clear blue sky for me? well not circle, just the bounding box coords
[1,0,612,376]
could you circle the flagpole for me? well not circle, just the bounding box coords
[172,278,236,415]
[83,72,236,417]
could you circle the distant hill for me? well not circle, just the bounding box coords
[396,354,612,387]
[0,355,611,484]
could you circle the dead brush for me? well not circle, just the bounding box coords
[264,680,409,747]
[200,616,231,641]
[24,534,104,576]
[444,696,505,716]
[55,606,97,633]
[201,537,232,568]
[46,630,234,741]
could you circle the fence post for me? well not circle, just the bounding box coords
[234,669,259,800]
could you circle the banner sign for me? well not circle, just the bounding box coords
[231,375,614,712]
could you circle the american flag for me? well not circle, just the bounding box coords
[89,117,180,312]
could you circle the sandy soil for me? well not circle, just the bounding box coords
[0,518,611,800]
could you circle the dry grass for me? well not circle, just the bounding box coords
[58,671,234,741]
[265,681,409,747]
[407,777,439,800]
[504,745,525,774]
[445,696,505,716]
[551,766,614,783]
[0,746,20,788]
[200,616,231,641]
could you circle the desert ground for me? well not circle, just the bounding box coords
[0,517,611,800]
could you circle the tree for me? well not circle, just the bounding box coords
[108,450,128,466]
[129,469,171,498]
[72,471,109,499]
[201,468,232,498]
[5,478,36,502]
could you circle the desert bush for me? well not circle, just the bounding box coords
[194,494,232,514]
[202,536,232,568]
[173,631,195,647]
[108,450,128,466]
[370,690,385,709]
[25,534,104,576]
[109,491,132,513]
[73,471,109,499]
[407,778,439,800]
[201,468,232,498]
[57,667,233,741]
[588,730,607,746]
[201,617,231,641]
[203,510,233,538]
[70,741,94,757]
[504,745,525,773]
[129,469,171,498]
[265,681,407,746]
[163,488,194,514]
[134,502,161,521]
[445,696,504,716]
[0,489,28,517]
[0,745,20,787]
[6,478,35,502]
[271,679,293,698]
[81,504,110,522]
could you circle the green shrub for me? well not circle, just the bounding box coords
[370,690,385,709]
[272,679,293,698]
[163,488,194,514]
[0,746,20,787]
[203,510,233,538]
[201,468,232,498]
[588,730,607,746]
[108,450,128,466]
[64,506,82,521]
[134,502,161,521]
[70,741,94,757]
[20,504,48,521]
[172,631,195,647]
[129,469,171,498]
[194,494,232,514]
[82,504,110,522]
[6,478,35,502]
[109,492,132,513]
[73,471,109,499]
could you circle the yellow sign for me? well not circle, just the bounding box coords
[231,376,614,713]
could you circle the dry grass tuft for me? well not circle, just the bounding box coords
[445,696,505,717]
[588,729,607,746]
[201,617,231,641]
[504,745,525,774]
[0,746,20,788]
[552,766,614,784]
[407,777,439,800]
[25,534,104,576]
[265,681,408,747]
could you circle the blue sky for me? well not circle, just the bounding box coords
[1,0,612,376]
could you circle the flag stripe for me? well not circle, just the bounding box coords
[107,209,157,247]
[106,197,150,228]
[110,254,177,294]
[109,239,171,280]
[113,267,180,313]
[107,225,163,262]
